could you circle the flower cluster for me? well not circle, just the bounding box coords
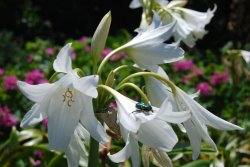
[17,5,242,167]
[0,105,17,128]
[130,0,216,47]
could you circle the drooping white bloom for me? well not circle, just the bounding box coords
[107,89,190,166]
[144,75,243,159]
[129,0,216,47]
[121,13,184,72]
[241,50,250,68]
[158,0,217,47]
[18,43,108,166]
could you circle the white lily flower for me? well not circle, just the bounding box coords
[144,75,243,159]
[18,43,108,165]
[159,0,217,47]
[121,13,184,71]
[241,50,250,67]
[108,89,190,166]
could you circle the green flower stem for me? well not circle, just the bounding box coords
[92,56,98,74]
[73,68,85,77]
[117,82,150,103]
[97,46,126,76]
[88,137,99,167]
[113,65,142,74]
[117,72,177,93]
[48,72,62,83]
[98,85,118,98]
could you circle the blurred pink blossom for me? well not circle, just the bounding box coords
[71,49,76,60]
[0,68,4,75]
[172,60,195,72]
[4,76,18,91]
[210,71,229,86]
[42,118,48,127]
[192,68,204,76]
[109,102,117,110]
[0,106,17,127]
[102,48,128,61]
[45,48,55,56]
[25,69,47,85]
[84,45,91,52]
[196,82,213,96]
[182,74,192,84]
[79,36,89,42]
[27,54,33,63]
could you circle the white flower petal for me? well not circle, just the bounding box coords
[183,120,202,160]
[138,119,178,151]
[111,90,140,133]
[241,50,250,65]
[65,134,81,167]
[53,43,73,73]
[129,0,142,9]
[47,88,81,151]
[73,75,99,98]
[80,94,109,143]
[144,76,173,107]
[157,96,190,123]
[20,104,47,128]
[65,124,89,167]
[108,133,132,163]
[129,43,184,68]
[17,81,55,103]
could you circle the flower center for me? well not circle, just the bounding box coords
[62,88,74,107]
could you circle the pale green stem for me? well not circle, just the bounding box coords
[92,57,98,74]
[117,82,150,103]
[97,46,126,76]
[88,137,99,167]
[73,68,85,77]
[98,85,119,98]
[113,65,142,74]
[117,72,177,93]
[48,72,63,83]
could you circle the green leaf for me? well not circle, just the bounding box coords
[182,160,210,167]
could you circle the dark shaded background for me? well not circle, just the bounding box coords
[0,0,249,50]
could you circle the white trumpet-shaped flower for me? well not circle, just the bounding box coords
[129,0,216,47]
[144,75,243,159]
[18,43,108,166]
[108,89,190,166]
[158,0,217,47]
[121,13,184,71]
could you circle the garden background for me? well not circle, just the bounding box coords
[0,0,250,166]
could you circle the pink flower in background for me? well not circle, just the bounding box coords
[45,48,55,56]
[42,118,48,127]
[172,60,195,72]
[84,45,91,52]
[109,102,117,110]
[4,76,18,91]
[70,49,76,60]
[196,82,213,96]
[25,69,47,85]
[0,106,17,127]
[79,36,89,42]
[182,74,192,84]
[110,52,128,61]
[102,48,112,59]
[0,68,4,75]
[210,71,229,86]
[27,54,33,63]
[192,68,204,76]
[101,48,128,61]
